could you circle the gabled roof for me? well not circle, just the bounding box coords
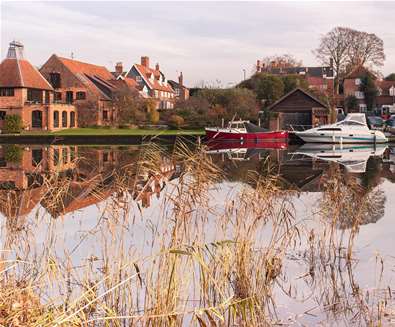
[50,55,116,100]
[376,80,395,93]
[168,80,188,90]
[0,58,53,90]
[133,64,175,93]
[267,87,328,111]
[57,56,114,81]
[265,66,334,78]
[345,65,376,79]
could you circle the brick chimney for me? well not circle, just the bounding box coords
[155,63,160,71]
[178,72,183,87]
[115,62,123,75]
[141,56,149,68]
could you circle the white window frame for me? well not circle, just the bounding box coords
[355,78,361,86]
[359,104,367,113]
[355,91,364,99]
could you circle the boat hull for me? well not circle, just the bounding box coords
[295,131,388,144]
[205,129,288,141]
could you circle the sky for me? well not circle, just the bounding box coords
[1,1,395,87]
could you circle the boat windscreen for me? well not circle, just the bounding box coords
[343,113,367,126]
[244,122,269,133]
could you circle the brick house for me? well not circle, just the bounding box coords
[40,55,118,126]
[256,60,335,97]
[0,41,77,131]
[267,88,329,131]
[376,80,395,108]
[168,72,190,101]
[125,56,175,109]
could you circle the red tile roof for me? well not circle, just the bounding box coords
[0,58,53,90]
[134,64,175,93]
[57,56,114,81]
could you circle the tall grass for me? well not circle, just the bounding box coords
[0,141,392,326]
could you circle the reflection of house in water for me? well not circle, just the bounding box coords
[0,145,77,219]
[132,156,180,208]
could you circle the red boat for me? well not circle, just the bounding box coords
[205,120,288,141]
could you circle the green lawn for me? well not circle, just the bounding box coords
[17,128,205,136]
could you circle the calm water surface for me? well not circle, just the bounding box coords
[1,141,394,325]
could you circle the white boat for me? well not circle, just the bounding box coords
[291,144,388,173]
[294,113,387,144]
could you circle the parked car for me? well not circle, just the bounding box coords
[367,116,384,130]
[384,117,395,134]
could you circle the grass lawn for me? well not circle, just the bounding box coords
[17,128,205,136]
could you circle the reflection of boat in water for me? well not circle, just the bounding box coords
[205,120,288,141]
[294,113,387,144]
[291,144,388,173]
[206,141,288,161]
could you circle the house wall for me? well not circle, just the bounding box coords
[40,55,106,126]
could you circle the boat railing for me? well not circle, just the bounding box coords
[287,124,313,131]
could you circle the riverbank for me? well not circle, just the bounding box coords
[21,127,205,136]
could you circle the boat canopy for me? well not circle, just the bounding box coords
[340,113,367,126]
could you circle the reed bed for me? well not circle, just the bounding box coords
[0,141,393,326]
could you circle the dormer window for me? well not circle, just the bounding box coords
[136,76,142,83]
[390,86,395,96]
[49,72,61,88]
[355,78,361,85]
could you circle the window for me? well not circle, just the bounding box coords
[53,111,59,128]
[76,91,86,100]
[70,111,76,127]
[136,76,142,82]
[32,110,43,128]
[27,89,42,103]
[103,110,108,120]
[175,88,180,96]
[0,111,6,120]
[32,149,43,167]
[55,92,62,102]
[359,104,367,113]
[355,91,364,99]
[355,78,361,85]
[66,91,73,104]
[62,111,67,127]
[390,86,395,97]
[44,91,50,104]
[0,88,14,97]
[49,72,61,88]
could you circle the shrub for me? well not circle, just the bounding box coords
[169,115,185,129]
[3,115,22,134]
[149,109,160,125]
[4,144,23,163]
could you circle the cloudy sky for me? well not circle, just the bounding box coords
[1,1,395,87]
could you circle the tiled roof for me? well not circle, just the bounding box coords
[57,56,114,81]
[0,58,53,90]
[265,66,334,78]
[134,64,175,93]
[55,56,116,100]
[345,65,375,79]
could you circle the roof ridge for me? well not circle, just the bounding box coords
[16,58,24,86]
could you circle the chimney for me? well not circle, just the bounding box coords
[115,62,123,75]
[329,58,334,68]
[7,40,24,59]
[155,63,160,71]
[256,60,261,72]
[178,72,184,86]
[141,56,149,68]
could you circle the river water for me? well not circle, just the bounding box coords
[0,141,394,325]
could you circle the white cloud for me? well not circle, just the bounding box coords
[1,1,395,86]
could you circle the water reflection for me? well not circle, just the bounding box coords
[0,142,395,325]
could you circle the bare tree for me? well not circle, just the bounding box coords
[314,27,352,94]
[314,27,385,94]
[347,30,385,68]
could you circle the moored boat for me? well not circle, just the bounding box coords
[294,113,387,144]
[205,120,288,141]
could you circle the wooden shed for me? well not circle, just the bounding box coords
[267,88,329,131]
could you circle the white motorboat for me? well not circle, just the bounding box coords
[294,113,387,144]
[291,144,388,173]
